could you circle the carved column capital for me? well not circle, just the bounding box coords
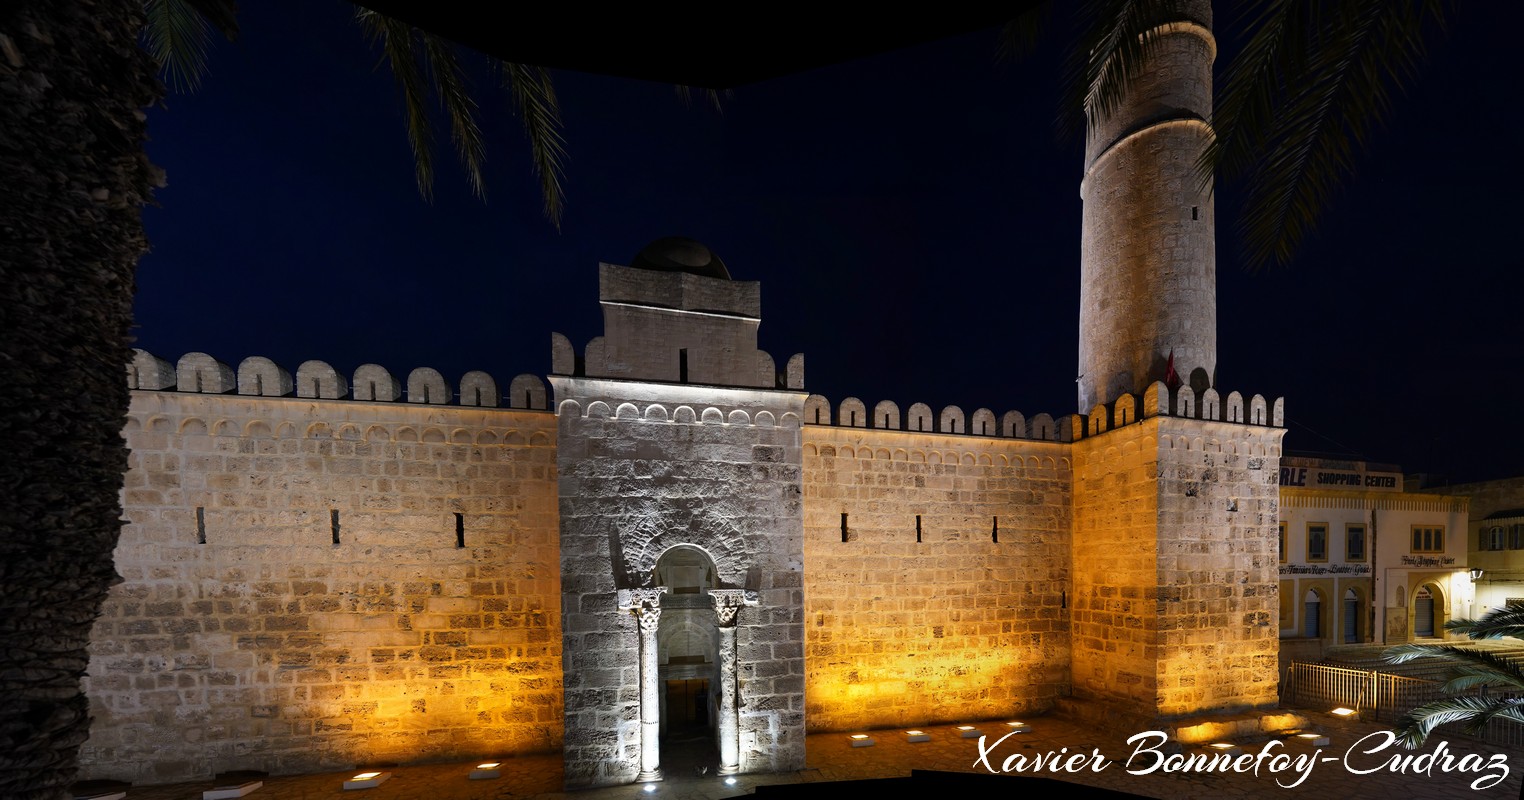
[708,589,757,628]
[618,586,669,612]
[619,587,668,633]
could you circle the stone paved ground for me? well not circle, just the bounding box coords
[97,712,1523,800]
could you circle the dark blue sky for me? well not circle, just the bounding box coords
[133,2,1524,484]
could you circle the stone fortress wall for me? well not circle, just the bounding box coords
[88,340,1284,784]
[800,384,1284,729]
[86,352,562,783]
[800,394,1073,733]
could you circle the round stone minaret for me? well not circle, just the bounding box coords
[1077,1,1217,412]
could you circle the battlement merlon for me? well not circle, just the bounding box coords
[126,349,549,409]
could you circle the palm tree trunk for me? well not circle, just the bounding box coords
[0,2,158,797]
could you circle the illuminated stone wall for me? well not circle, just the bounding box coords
[1070,416,1283,719]
[801,424,1072,732]
[83,389,561,783]
[553,378,807,788]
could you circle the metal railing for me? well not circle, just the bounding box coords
[1283,661,1524,747]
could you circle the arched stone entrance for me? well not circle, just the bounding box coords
[655,546,719,743]
[1413,583,1447,640]
[622,545,758,779]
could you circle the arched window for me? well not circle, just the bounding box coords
[1415,586,1436,638]
[1343,589,1360,643]
[656,545,716,594]
[1303,589,1321,638]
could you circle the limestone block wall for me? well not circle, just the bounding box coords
[801,425,1072,732]
[583,264,778,388]
[553,378,806,787]
[84,390,561,783]
[1070,416,1284,719]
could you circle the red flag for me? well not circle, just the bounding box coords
[1164,349,1180,389]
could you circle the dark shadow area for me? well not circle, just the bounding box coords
[661,724,720,779]
[752,770,1150,797]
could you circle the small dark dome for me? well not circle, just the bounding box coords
[631,236,731,280]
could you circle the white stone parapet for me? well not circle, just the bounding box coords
[800,382,1283,445]
[128,349,549,409]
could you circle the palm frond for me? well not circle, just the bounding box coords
[1386,642,1524,676]
[357,9,436,201]
[1082,0,1198,133]
[500,62,568,229]
[419,32,487,199]
[1384,643,1524,693]
[1445,606,1524,639]
[1439,664,1524,694]
[1459,695,1524,735]
[143,0,218,92]
[1392,694,1524,748]
[675,85,729,114]
[1210,0,1449,270]
[997,1,1053,64]
[180,0,238,41]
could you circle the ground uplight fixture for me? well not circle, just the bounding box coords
[725,777,737,786]
[643,784,657,793]
[1209,743,1242,756]
[469,762,502,780]
[849,733,876,748]
[1296,733,1331,746]
[904,730,931,743]
[1331,707,1358,717]
[202,780,263,800]
[1005,721,1031,733]
[342,771,391,790]
[956,725,980,739]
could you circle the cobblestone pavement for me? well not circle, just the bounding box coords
[98,712,1523,800]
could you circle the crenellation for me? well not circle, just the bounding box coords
[838,396,867,427]
[938,404,965,434]
[509,374,549,410]
[178,351,235,394]
[352,364,399,402]
[130,348,176,390]
[1249,393,1267,425]
[785,353,805,389]
[1001,409,1026,438]
[1201,387,1221,421]
[1088,403,1109,436]
[804,394,830,425]
[295,360,347,399]
[237,356,294,397]
[970,407,996,436]
[136,350,552,410]
[1176,385,1196,418]
[405,366,449,404]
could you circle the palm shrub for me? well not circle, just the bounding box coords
[1384,607,1524,747]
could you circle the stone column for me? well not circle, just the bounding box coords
[620,587,668,782]
[709,589,758,775]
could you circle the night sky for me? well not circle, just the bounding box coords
[133,2,1524,485]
